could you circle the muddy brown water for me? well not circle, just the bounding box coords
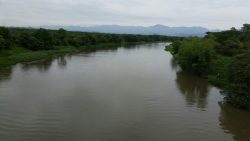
[0,43,250,141]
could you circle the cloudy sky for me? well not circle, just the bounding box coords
[0,0,249,29]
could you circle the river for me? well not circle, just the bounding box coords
[0,43,249,141]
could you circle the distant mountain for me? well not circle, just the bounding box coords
[41,24,211,37]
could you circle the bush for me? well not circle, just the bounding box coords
[216,40,241,56]
[0,27,11,49]
[0,35,8,50]
[34,28,53,50]
[19,32,40,50]
[224,50,250,109]
[176,37,214,74]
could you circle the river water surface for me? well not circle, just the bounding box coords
[0,43,250,141]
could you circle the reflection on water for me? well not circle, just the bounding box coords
[57,56,67,69]
[219,102,250,141]
[0,43,249,141]
[0,67,12,82]
[170,57,179,71]
[175,70,209,109]
[21,57,54,73]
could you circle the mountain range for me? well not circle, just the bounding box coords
[41,24,214,37]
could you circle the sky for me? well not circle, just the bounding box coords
[0,0,249,30]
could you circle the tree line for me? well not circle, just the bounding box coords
[0,27,181,51]
[166,24,250,110]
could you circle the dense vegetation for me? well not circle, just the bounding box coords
[166,24,250,110]
[0,27,181,67]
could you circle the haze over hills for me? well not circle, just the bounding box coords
[41,24,213,37]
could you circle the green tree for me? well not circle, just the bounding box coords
[0,27,11,49]
[230,27,237,31]
[171,41,181,54]
[0,35,8,50]
[176,37,214,74]
[241,24,250,32]
[54,28,68,45]
[19,32,40,50]
[224,50,250,109]
[78,34,90,46]
[216,40,241,56]
[0,27,11,40]
[67,35,81,47]
[33,28,53,50]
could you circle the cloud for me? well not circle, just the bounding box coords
[0,0,249,29]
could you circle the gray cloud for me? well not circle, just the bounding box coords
[0,0,249,29]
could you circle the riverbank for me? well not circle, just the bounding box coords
[207,55,232,88]
[166,46,230,89]
[165,25,250,110]
[0,46,75,68]
[1,42,249,141]
[1,26,182,68]
[0,42,150,68]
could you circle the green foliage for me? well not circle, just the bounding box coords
[0,27,180,52]
[174,37,214,74]
[0,27,11,49]
[19,32,40,50]
[0,46,77,67]
[206,26,250,109]
[224,50,250,109]
[0,26,181,67]
[241,24,250,32]
[209,27,249,56]
[0,35,8,50]
[167,24,250,110]
[0,27,11,40]
[53,28,68,45]
[19,29,54,50]
[8,51,52,63]
[166,40,181,55]
[216,40,242,56]
[208,55,232,88]
[33,28,53,50]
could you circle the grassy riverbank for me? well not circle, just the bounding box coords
[0,42,140,68]
[0,46,75,67]
[0,26,181,68]
[0,42,157,67]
